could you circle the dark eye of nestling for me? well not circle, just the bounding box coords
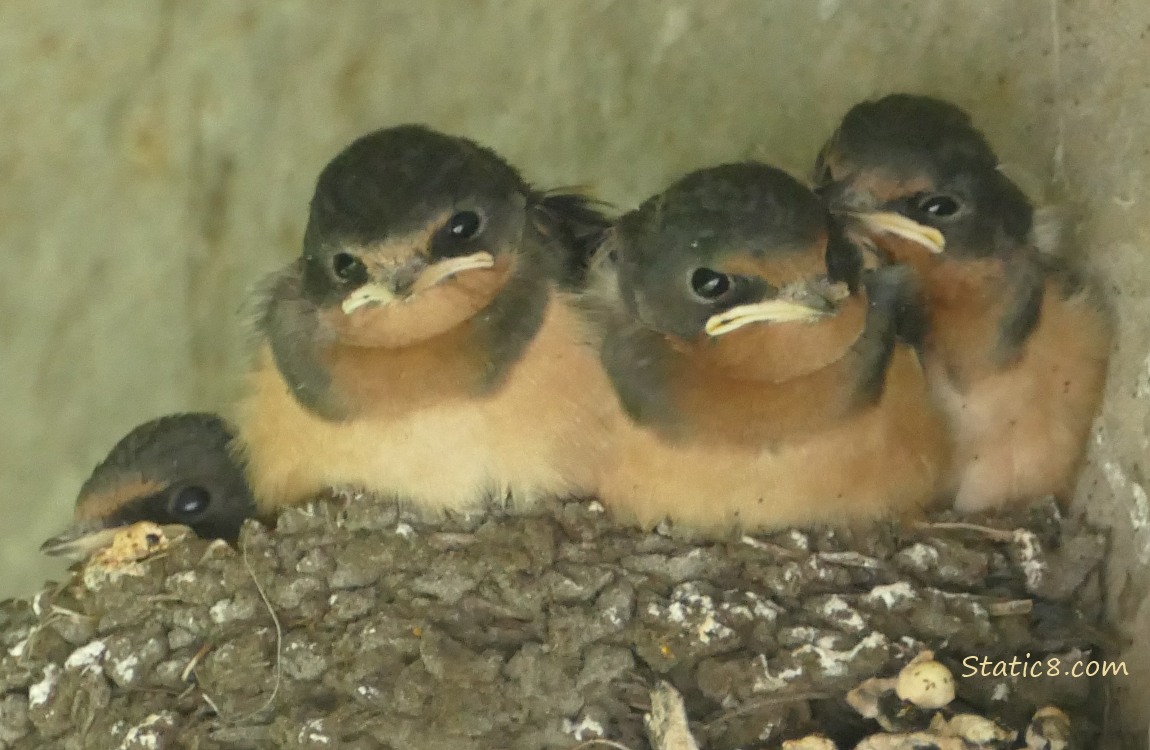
[690,268,733,300]
[171,485,212,518]
[915,194,962,218]
[331,252,368,283]
[447,210,483,239]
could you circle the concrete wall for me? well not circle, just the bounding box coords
[2,0,1145,728]
[1056,0,1150,728]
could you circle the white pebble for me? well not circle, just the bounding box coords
[895,658,955,709]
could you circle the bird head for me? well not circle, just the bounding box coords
[612,162,860,340]
[599,162,868,384]
[814,94,1033,260]
[41,413,255,560]
[298,125,581,349]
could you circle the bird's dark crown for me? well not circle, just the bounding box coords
[821,94,998,178]
[83,413,237,490]
[305,125,528,254]
[621,162,827,261]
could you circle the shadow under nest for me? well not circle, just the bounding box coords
[0,494,1118,749]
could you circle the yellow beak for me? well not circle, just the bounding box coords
[341,283,398,314]
[341,251,497,314]
[410,251,496,294]
[40,520,190,561]
[705,298,831,337]
[855,211,945,253]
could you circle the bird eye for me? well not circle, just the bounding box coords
[446,210,483,239]
[331,252,367,283]
[915,194,962,218]
[690,268,733,300]
[171,485,211,518]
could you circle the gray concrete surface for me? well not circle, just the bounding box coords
[1055,0,1150,729]
[1,0,1146,732]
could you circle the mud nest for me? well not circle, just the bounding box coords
[0,496,1113,749]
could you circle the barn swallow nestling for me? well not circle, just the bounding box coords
[235,125,617,514]
[814,94,1113,512]
[585,162,950,533]
[40,413,255,560]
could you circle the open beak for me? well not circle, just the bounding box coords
[40,519,189,561]
[341,251,496,314]
[854,211,945,254]
[705,298,832,337]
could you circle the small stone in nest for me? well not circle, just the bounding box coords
[88,522,174,568]
[1025,705,1071,750]
[931,712,1016,746]
[846,675,897,727]
[894,651,955,710]
[782,735,836,749]
[80,522,183,589]
[855,731,964,750]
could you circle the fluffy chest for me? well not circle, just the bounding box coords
[239,293,617,512]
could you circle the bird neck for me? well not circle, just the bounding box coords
[599,294,881,448]
[901,251,1039,385]
[318,268,553,418]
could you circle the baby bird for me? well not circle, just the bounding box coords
[235,125,617,515]
[814,94,1112,512]
[586,162,950,533]
[41,413,255,560]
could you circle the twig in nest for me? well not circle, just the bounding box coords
[48,605,90,620]
[198,540,284,724]
[816,551,885,570]
[201,691,223,717]
[646,682,700,750]
[913,521,1014,542]
[739,536,806,559]
[988,599,1034,616]
[13,625,42,667]
[703,692,832,728]
[180,642,214,683]
[569,740,638,750]
[143,594,188,605]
